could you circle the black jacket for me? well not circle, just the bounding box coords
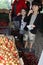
[14,15,28,30]
[24,13,42,34]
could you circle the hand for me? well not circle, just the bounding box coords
[27,10,33,16]
[17,13,21,16]
[32,25,35,28]
[27,25,35,30]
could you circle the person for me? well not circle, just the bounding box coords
[9,9,12,22]
[11,0,27,20]
[40,0,43,13]
[40,0,43,33]
[25,0,34,12]
[25,0,30,13]
[13,8,27,47]
[23,1,42,51]
[34,0,41,3]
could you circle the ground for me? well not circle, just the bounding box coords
[33,31,43,59]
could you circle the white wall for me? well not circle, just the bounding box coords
[38,51,43,65]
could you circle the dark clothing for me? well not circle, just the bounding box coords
[34,0,41,3]
[14,15,26,46]
[40,4,43,12]
[14,15,27,30]
[39,13,43,33]
[24,13,42,34]
[26,1,30,13]
[13,2,18,16]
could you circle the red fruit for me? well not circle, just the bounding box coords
[0,56,4,60]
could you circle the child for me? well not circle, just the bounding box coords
[23,1,42,51]
[14,8,27,47]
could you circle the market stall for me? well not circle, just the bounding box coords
[0,9,10,35]
[0,35,21,65]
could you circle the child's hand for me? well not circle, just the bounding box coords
[32,25,35,28]
[27,10,33,16]
[27,25,35,30]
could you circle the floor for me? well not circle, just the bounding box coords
[15,39,38,65]
[13,31,43,65]
[14,31,43,59]
[33,31,43,59]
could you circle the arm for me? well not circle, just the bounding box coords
[27,10,33,16]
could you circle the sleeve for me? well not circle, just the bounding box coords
[16,1,27,14]
[34,14,42,30]
[24,16,29,31]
